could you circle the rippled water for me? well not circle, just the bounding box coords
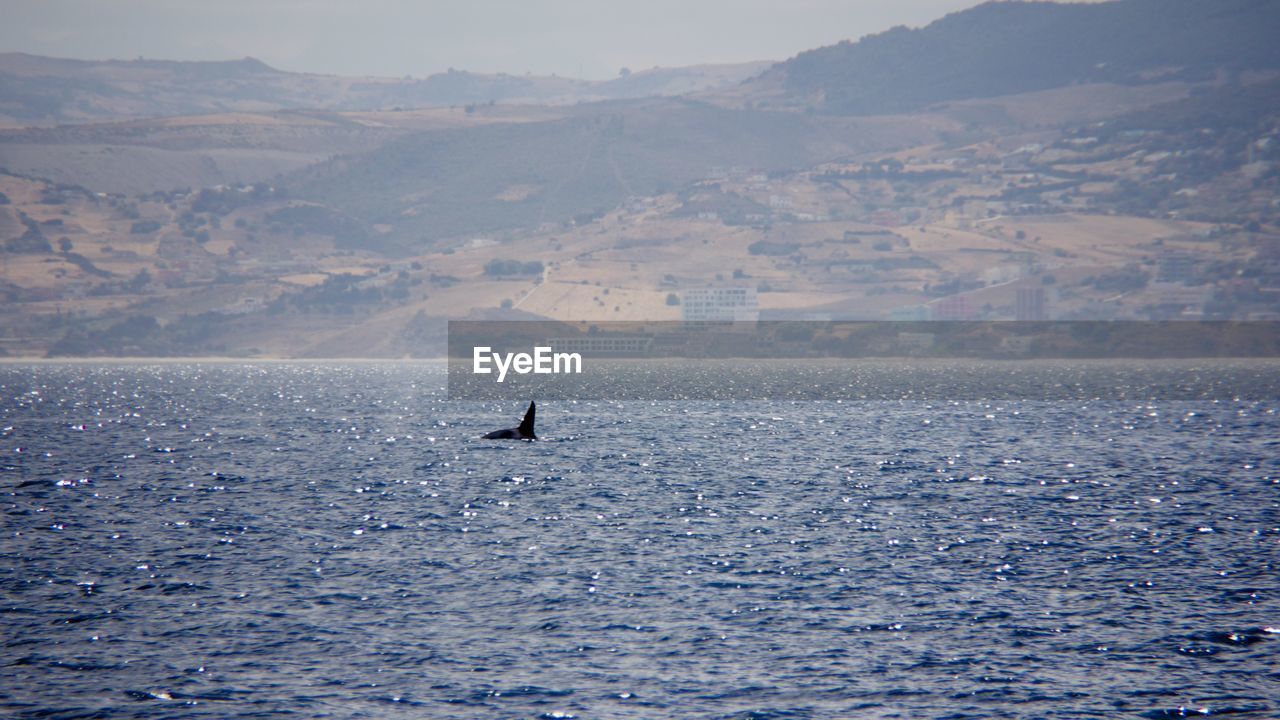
[2,362,1278,719]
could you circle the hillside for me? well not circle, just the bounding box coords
[0,104,565,194]
[2,0,1279,358]
[287,99,946,252]
[725,0,1280,115]
[2,74,1276,358]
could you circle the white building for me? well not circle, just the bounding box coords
[681,287,759,322]
[548,336,653,355]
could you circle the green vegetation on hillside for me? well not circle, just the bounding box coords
[779,0,1280,115]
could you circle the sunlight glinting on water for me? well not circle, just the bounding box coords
[1,362,1278,718]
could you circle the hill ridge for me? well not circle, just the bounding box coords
[728,0,1280,115]
[0,52,769,127]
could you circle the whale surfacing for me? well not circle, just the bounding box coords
[482,401,537,440]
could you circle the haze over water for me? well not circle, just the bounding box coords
[2,362,1278,718]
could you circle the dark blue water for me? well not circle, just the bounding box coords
[2,362,1278,719]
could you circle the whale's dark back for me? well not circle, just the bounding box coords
[518,401,536,439]
[482,401,536,440]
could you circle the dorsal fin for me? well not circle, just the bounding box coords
[518,401,536,438]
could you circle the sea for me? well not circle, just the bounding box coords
[2,361,1277,719]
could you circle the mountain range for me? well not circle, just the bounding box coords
[0,52,769,127]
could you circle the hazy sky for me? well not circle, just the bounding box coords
[3,0,1001,80]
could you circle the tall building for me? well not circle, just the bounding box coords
[1015,287,1048,321]
[680,287,759,322]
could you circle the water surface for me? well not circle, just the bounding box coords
[2,362,1277,718]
